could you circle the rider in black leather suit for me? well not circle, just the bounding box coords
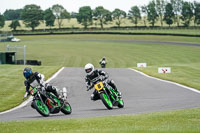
[23,67,60,99]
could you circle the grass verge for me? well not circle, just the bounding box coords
[134,62,200,90]
[0,108,200,133]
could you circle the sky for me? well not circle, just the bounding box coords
[0,0,198,14]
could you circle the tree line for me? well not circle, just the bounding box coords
[0,0,200,31]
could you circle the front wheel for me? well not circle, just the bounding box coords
[33,100,49,117]
[117,98,124,108]
[61,102,72,115]
[100,93,113,110]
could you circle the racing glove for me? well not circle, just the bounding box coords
[86,84,93,91]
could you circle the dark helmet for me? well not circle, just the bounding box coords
[23,67,33,79]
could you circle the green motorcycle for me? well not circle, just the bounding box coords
[93,78,124,110]
[29,86,72,117]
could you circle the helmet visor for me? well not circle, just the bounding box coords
[23,70,32,79]
[85,68,92,73]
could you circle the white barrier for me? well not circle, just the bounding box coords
[158,67,171,73]
[137,63,147,68]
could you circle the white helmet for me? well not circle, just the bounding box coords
[84,63,94,75]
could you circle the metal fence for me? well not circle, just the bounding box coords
[6,45,26,65]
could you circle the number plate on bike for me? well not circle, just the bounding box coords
[94,82,103,91]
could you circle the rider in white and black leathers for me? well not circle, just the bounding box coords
[23,67,61,99]
[99,57,107,68]
[84,63,121,101]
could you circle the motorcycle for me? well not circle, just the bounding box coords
[100,63,106,68]
[29,86,72,117]
[91,76,124,110]
[100,61,106,68]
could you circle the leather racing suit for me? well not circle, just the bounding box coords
[85,69,119,100]
[24,72,60,98]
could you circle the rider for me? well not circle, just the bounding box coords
[84,63,121,101]
[23,67,61,99]
[99,56,107,68]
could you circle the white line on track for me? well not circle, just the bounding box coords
[0,67,65,115]
[129,68,200,94]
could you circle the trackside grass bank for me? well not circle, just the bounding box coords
[0,108,200,133]
[134,62,200,91]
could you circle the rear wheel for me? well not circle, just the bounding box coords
[33,100,49,117]
[61,102,72,115]
[100,93,113,110]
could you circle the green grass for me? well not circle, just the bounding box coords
[135,63,200,91]
[0,65,60,112]
[90,29,200,35]
[1,108,200,133]
[1,35,200,67]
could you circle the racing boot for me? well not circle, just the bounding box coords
[46,85,63,104]
[54,91,62,100]
[108,80,122,98]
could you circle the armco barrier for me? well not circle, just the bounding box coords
[17,60,41,65]
[13,32,200,37]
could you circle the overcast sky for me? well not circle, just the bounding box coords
[0,0,198,14]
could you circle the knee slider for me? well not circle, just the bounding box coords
[91,94,95,100]
[110,80,115,84]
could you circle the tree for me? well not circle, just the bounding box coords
[112,8,126,27]
[141,5,148,27]
[3,9,22,20]
[193,1,200,25]
[44,8,56,28]
[71,12,78,18]
[93,6,112,29]
[170,0,183,26]
[76,6,93,29]
[128,6,141,27]
[147,1,158,27]
[52,4,70,29]
[164,3,175,27]
[181,2,193,27]
[9,20,21,31]
[155,0,166,26]
[0,14,5,28]
[21,4,43,31]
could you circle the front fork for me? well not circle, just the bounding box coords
[108,88,119,103]
[37,91,46,108]
[99,88,115,104]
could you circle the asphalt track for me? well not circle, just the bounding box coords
[1,68,200,121]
